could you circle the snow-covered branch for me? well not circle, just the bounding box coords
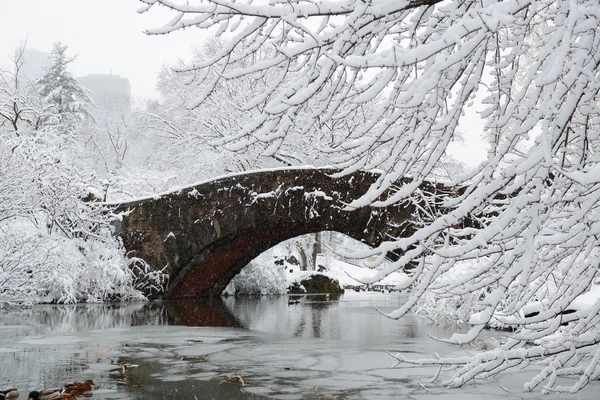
[136,0,600,392]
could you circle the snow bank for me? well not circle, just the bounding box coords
[222,260,288,296]
[223,249,410,296]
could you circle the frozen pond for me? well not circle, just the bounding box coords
[1,292,598,399]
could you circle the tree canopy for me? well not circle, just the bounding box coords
[0,43,167,305]
[140,0,600,393]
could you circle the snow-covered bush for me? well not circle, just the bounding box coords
[0,222,158,305]
[0,128,167,306]
[0,145,167,305]
[222,260,287,296]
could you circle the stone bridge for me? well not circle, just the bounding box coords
[113,168,460,299]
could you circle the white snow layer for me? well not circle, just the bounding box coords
[223,250,409,296]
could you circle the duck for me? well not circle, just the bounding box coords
[26,388,76,400]
[0,387,19,399]
[62,380,94,393]
[26,379,95,400]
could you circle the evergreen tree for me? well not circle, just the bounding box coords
[37,42,92,131]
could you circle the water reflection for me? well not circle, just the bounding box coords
[222,293,420,343]
[161,298,242,327]
[0,302,151,335]
[0,298,240,335]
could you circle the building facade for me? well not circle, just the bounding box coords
[78,73,132,116]
[19,48,50,82]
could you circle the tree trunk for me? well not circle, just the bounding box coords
[311,231,322,270]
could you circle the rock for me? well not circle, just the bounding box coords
[286,255,300,265]
[287,274,344,294]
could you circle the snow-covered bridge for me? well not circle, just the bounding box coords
[113,168,462,299]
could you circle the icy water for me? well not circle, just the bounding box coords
[1,292,598,399]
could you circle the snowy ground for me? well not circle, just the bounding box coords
[224,247,409,296]
[298,257,409,288]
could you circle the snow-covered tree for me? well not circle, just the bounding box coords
[144,37,337,174]
[0,45,167,305]
[37,42,93,131]
[139,0,600,392]
[0,43,46,136]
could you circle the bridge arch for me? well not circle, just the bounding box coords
[113,168,432,298]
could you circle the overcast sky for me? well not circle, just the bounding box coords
[0,0,201,100]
